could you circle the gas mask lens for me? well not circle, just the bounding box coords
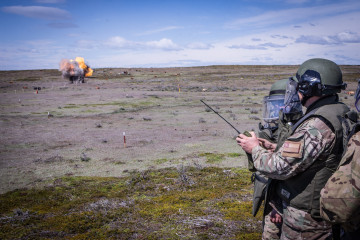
[263,95,285,123]
[284,78,302,114]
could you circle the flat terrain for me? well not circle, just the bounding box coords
[1,65,359,194]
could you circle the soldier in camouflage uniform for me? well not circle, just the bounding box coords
[237,58,349,239]
[249,79,290,240]
[260,77,304,240]
[250,77,304,240]
[320,79,360,240]
[250,78,287,214]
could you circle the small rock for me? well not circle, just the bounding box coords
[249,115,260,120]
[199,117,206,123]
[80,152,91,162]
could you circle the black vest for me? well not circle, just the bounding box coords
[277,95,350,218]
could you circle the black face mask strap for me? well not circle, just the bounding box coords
[322,83,347,92]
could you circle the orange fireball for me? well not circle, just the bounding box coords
[59,57,93,83]
[75,57,93,77]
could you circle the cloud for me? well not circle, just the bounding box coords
[228,42,286,50]
[271,35,291,39]
[140,59,203,68]
[0,39,59,59]
[145,38,181,50]
[296,31,360,45]
[331,31,360,43]
[25,39,56,46]
[138,26,182,36]
[105,36,134,48]
[260,42,287,48]
[228,44,267,50]
[2,6,71,20]
[186,42,213,49]
[34,0,66,3]
[225,2,360,29]
[104,36,181,51]
[252,38,262,42]
[333,54,360,63]
[284,0,311,4]
[47,22,78,28]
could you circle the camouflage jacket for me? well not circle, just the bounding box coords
[252,116,335,180]
[252,97,349,217]
[252,96,347,181]
[320,130,360,232]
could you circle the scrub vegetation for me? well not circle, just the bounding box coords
[0,167,262,239]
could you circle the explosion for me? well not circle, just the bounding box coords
[59,57,93,83]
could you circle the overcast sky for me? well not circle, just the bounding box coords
[1,0,359,70]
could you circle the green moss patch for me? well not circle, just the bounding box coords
[199,152,226,163]
[199,152,241,163]
[0,167,261,239]
[155,158,169,165]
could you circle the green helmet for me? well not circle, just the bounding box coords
[263,79,287,126]
[269,78,287,96]
[296,58,347,97]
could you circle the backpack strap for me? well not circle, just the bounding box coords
[291,108,319,133]
[341,110,360,155]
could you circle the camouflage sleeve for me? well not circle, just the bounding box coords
[320,132,360,230]
[252,117,335,180]
[351,133,360,191]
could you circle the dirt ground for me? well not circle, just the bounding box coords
[0,65,359,194]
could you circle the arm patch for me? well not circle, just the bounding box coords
[281,140,303,158]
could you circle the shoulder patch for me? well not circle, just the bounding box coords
[281,140,303,158]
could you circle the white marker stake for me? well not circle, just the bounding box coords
[123,132,126,148]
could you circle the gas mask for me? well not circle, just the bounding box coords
[262,94,285,129]
[296,70,322,105]
[284,77,303,121]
